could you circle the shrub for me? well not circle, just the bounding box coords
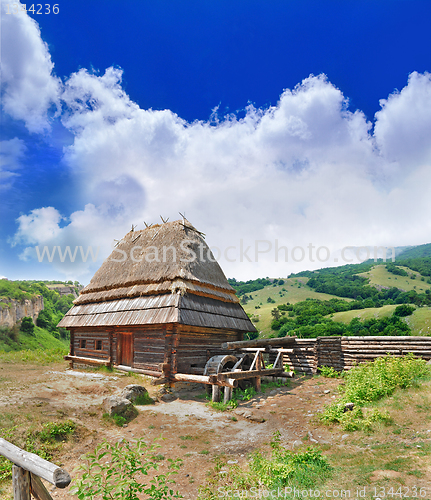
[72,437,182,499]
[321,354,430,430]
[20,317,35,335]
[318,366,341,378]
[394,304,416,317]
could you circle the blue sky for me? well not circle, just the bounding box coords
[1,0,431,283]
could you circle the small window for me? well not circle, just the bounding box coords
[96,340,102,350]
[80,339,86,349]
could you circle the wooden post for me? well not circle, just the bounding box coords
[212,385,221,402]
[12,466,30,500]
[223,387,232,404]
[254,352,261,392]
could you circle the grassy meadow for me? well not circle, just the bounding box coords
[357,265,431,293]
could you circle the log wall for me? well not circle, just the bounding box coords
[282,336,431,373]
[72,330,110,362]
[175,326,242,375]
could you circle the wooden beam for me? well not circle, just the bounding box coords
[64,355,110,366]
[172,373,238,388]
[115,365,162,377]
[1,439,71,488]
[216,368,284,381]
[13,466,30,500]
[30,473,54,500]
[222,337,296,350]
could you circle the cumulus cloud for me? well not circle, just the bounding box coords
[0,138,27,190]
[0,1,61,133]
[374,72,431,174]
[6,11,431,281]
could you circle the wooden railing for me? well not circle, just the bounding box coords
[0,438,71,499]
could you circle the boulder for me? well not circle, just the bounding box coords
[120,385,149,403]
[103,396,134,416]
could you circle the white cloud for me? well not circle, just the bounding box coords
[6,11,431,281]
[374,72,431,178]
[0,138,27,190]
[0,1,61,133]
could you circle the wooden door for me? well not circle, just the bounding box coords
[118,332,133,366]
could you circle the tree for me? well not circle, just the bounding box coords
[20,316,35,335]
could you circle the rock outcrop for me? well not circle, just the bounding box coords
[0,295,44,328]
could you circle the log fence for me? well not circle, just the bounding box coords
[282,335,431,373]
[0,438,71,500]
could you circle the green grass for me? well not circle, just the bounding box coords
[357,265,431,294]
[0,346,67,364]
[243,278,352,336]
[328,304,398,324]
[328,305,431,336]
[0,325,68,354]
[198,432,333,499]
[404,306,431,336]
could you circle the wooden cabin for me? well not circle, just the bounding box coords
[59,219,256,381]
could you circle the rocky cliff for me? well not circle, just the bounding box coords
[0,295,44,328]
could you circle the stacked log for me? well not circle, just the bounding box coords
[341,336,431,369]
[315,336,343,372]
[282,339,317,373]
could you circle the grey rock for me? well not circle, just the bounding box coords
[292,440,302,448]
[324,390,331,394]
[120,385,149,403]
[248,415,265,423]
[160,393,176,402]
[103,396,133,416]
[341,434,349,440]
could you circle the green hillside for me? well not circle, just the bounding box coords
[357,264,431,293]
[240,277,352,336]
[328,304,398,324]
[0,280,77,353]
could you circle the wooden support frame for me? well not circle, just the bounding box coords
[2,438,71,499]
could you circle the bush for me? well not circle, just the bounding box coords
[72,437,182,499]
[394,304,416,317]
[321,354,430,430]
[20,316,35,335]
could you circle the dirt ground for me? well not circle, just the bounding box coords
[1,362,431,499]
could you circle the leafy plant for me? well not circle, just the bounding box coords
[198,432,332,498]
[318,366,342,378]
[134,392,155,405]
[321,354,430,431]
[71,437,182,499]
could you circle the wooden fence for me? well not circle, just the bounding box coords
[0,438,71,500]
[282,336,431,373]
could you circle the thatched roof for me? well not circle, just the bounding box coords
[59,219,256,332]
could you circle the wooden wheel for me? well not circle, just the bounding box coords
[204,355,238,402]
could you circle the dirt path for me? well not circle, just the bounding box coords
[1,362,431,499]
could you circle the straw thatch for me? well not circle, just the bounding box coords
[59,219,256,332]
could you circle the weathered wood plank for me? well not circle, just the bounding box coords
[30,473,54,500]
[13,466,30,500]
[1,440,71,488]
